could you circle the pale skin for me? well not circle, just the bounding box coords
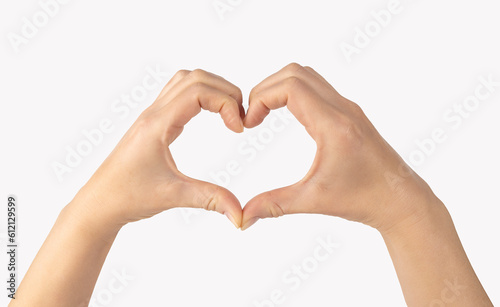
[10,64,492,306]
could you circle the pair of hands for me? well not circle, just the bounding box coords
[14,64,490,307]
[79,63,432,234]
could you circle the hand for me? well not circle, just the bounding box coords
[241,63,437,232]
[76,69,245,231]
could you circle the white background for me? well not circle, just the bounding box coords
[1,0,499,306]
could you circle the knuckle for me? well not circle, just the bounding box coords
[234,88,243,101]
[334,114,364,148]
[204,196,217,212]
[284,76,304,91]
[285,62,303,73]
[202,187,220,212]
[224,97,239,113]
[188,81,208,95]
[174,69,190,79]
[268,200,285,218]
[189,69,208,81]
[229,88,243,105]
[248,88,258,101]
[226,95,237,105]
[130,115,157,139]
[303,66,314,72]
[136,115,154,130]
[349,101,365,117]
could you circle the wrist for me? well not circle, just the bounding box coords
[65,189,125,243]
[378,189,452,242]
[373,166,451,236]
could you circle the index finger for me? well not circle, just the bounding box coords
[157,82,245,145]
[244,73,330,132]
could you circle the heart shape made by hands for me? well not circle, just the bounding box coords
[162,63,407,233]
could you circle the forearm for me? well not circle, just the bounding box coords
[10,192,121,307]
[381,197,492,306]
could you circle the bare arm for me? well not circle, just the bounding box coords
[9,194,120,307]
[241,63,493,306]
[382,197,492,306]
[10,69,244,307]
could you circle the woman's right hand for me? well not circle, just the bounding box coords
[241,63,439,233]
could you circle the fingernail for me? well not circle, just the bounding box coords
[242,116,249,128]
[241,217,259,231]
[238,117,244,133]
[225,212,240,229]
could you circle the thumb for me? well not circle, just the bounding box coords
[241,182,310,230]
[178,177,242,228]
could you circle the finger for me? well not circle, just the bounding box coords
[155,70,191,100]
[244,75,329,131]
[157,83,244,144]
[241,182,311,230]
[178,176,243,228]
[248,63,305,101]
[245,64,336,129]
[156,69,243,115]
[248,63,331,105]
[303,66,337,92]
[301,67,358,115]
